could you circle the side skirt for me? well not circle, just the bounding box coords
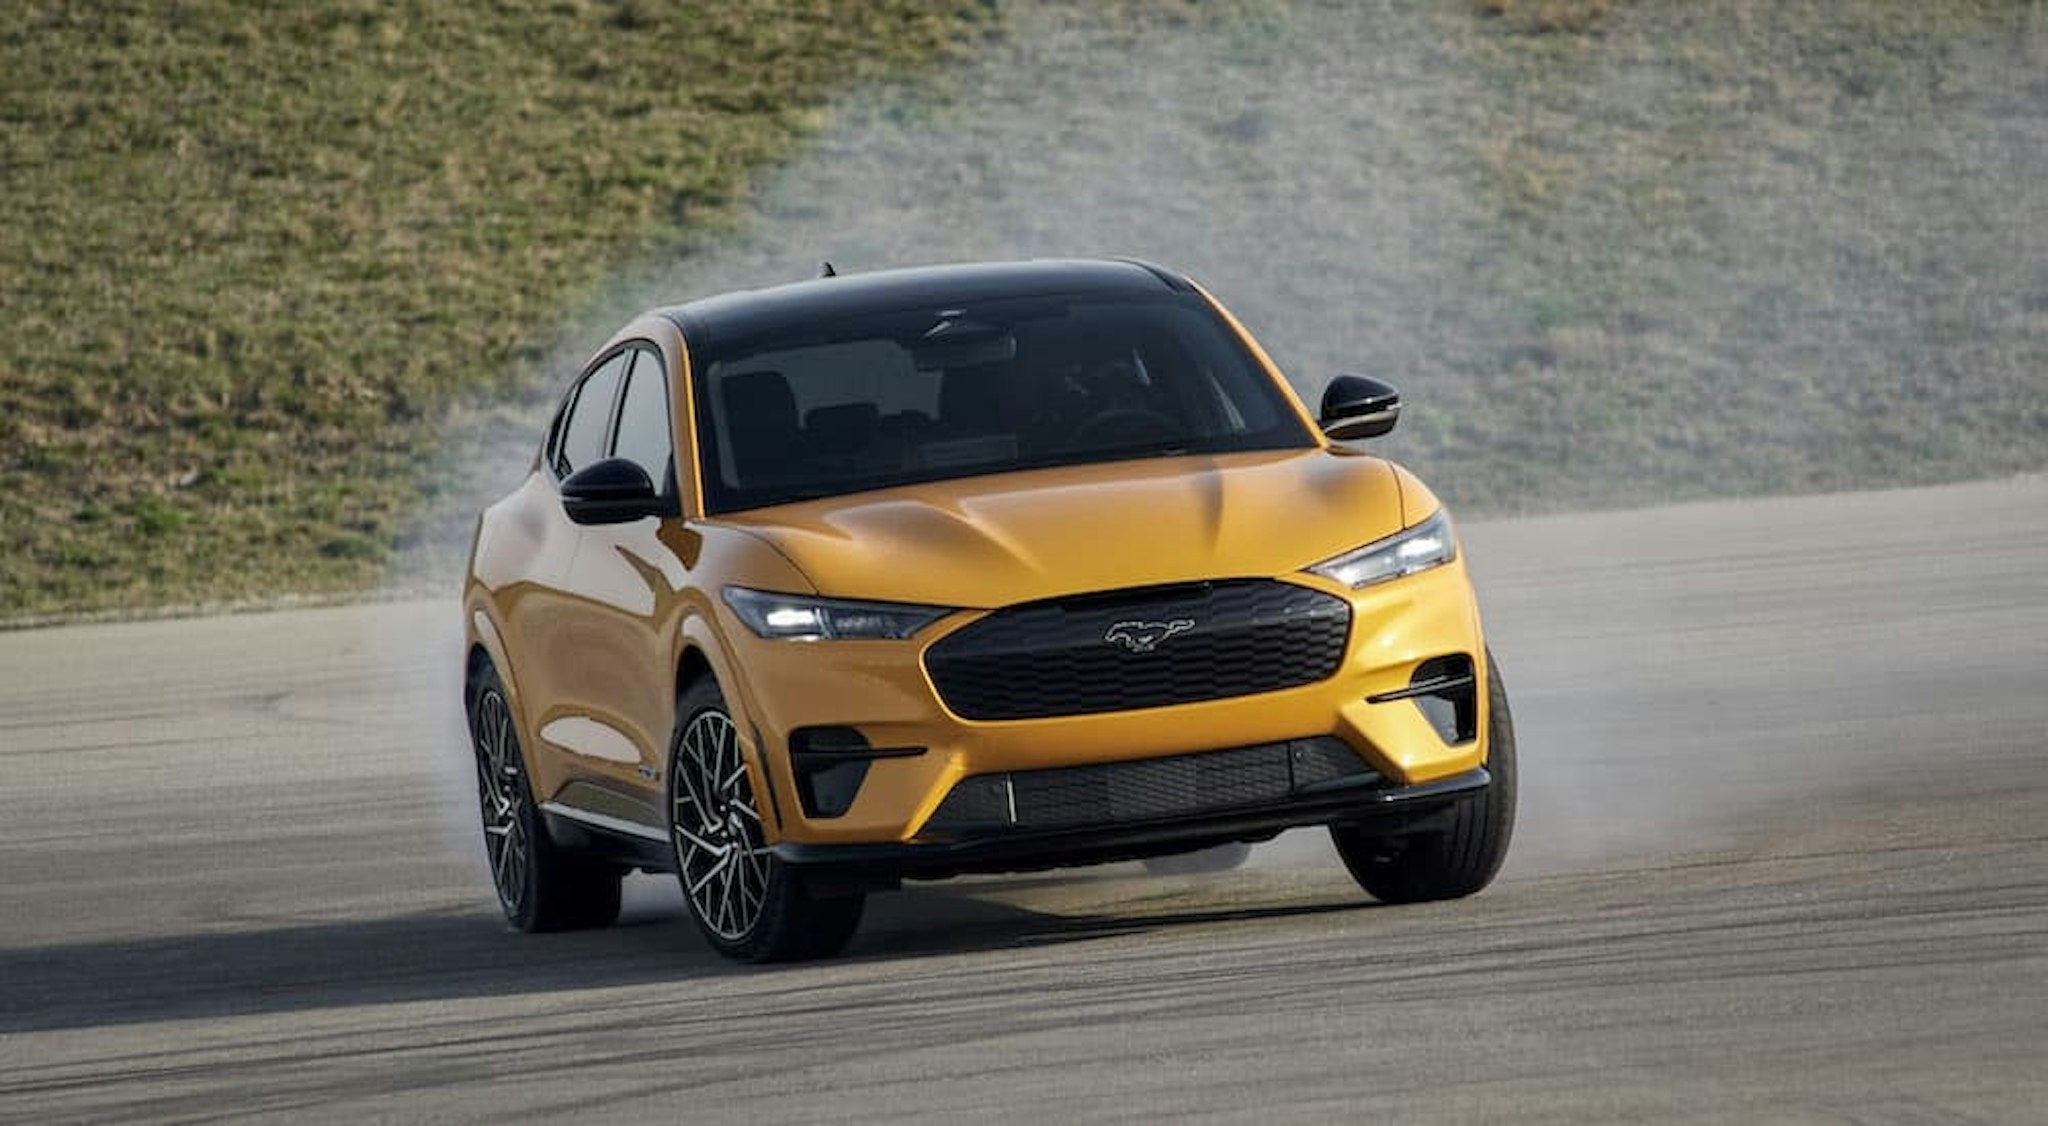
[539,801,675,873]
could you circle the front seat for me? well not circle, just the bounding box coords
[720,370,803,484]
[937,362,1009,436]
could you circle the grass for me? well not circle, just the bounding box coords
[680,0,2040,518]
[1,0,991,619]
[6,0,2044,622]
[1476,0,1612,35]
[1392,0,2048,511]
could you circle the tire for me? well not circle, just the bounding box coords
[1332,649,1518,904]
[467,664,623,932]
[668,676,865,963]
[1143,842,1254,875]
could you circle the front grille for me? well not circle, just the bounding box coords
[921,737,1378,835]
[924,580,1351,721]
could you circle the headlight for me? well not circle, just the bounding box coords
[721,586,951,641]
[1308,509,1457,589]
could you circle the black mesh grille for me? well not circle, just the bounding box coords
[924,580,1351,721]
[922,737,1378,835]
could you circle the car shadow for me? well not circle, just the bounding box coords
[1,879,1374,1034]
[851,882,1373,962]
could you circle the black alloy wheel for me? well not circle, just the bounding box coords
[669,677,865,962]
[467,664,622,932]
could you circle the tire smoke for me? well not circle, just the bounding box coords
[391,3,2046,887]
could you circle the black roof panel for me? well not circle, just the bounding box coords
[659,259,1190,352]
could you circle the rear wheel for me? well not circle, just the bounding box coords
[669,677,865,962]
[1332,650,1517,904]
[467,665,623,931]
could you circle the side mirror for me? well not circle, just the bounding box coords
[561,458,665,525]
[1319,374,1401,441]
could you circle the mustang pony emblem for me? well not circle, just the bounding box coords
[1104,619,1197,654]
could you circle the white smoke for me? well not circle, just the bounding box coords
[387,2,2047,893]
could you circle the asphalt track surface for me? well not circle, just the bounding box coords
[3,477,2045,1123]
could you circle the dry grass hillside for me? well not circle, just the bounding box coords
[6,1,2043,617]
[596,0,2045,524]
[2,0,989,618]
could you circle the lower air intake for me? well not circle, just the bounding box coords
[921,737,1377,835]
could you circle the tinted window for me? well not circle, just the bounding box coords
[557,352,628,476]
[613,348,674,495]
[692,293,1313,513]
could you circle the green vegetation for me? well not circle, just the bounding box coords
[1475,0,1612,35]
[2,0,990,619]
[5,0,2042,622]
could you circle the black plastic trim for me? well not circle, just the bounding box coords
[772,767,1490,884]
[788,725,929,819]
[539,805,673,872]
[1366,672,1477,704]
[749,721,787,834]
[925,579,1350,721]
[789,745,928,764]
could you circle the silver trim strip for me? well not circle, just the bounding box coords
[538,800,668,843]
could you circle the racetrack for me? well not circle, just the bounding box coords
[4,477,2045,1123]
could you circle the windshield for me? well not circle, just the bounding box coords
[690,293,1314,514]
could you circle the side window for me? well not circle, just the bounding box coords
[555,352,629,477]
[612,347,675,496]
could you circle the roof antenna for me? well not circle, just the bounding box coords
[818,261,837,278]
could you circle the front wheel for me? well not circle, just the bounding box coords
[668,677,865,962]
[1332,650,1518,904]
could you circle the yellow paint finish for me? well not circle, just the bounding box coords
[465,282,1496,852]
[721,449,1405,609]
[539,715,641,764]
[712,547,1489,845]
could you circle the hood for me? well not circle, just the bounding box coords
[719,448,1408,609]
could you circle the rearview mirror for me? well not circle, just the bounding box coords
[909,322,1017,371]
[1319,374,1401,440]
[561,458,666,525]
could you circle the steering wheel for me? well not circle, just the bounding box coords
[1066,408,1183,450]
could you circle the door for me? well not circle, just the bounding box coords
[544,344,690,826]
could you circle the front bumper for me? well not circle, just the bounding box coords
[777,761,1491,886]
[719,557,1492,850]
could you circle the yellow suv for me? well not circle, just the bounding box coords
[463,260,1515,961]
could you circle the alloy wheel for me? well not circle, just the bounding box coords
[472,687,530,914]
[670,708,772,941]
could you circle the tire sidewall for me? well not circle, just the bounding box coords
[1330,648,1517,902]
[467,665,545,930]
[666,676,866,963]
[668,678,786,960]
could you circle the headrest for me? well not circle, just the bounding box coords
[938,364,1007,430]
[807,402,879,459]
[721,370,796,429]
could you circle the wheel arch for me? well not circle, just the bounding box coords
[464,605,548,811]
[671,623,788,839]
[464,604,523,715]
[466,642,495,696]
[676,644,714,699]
